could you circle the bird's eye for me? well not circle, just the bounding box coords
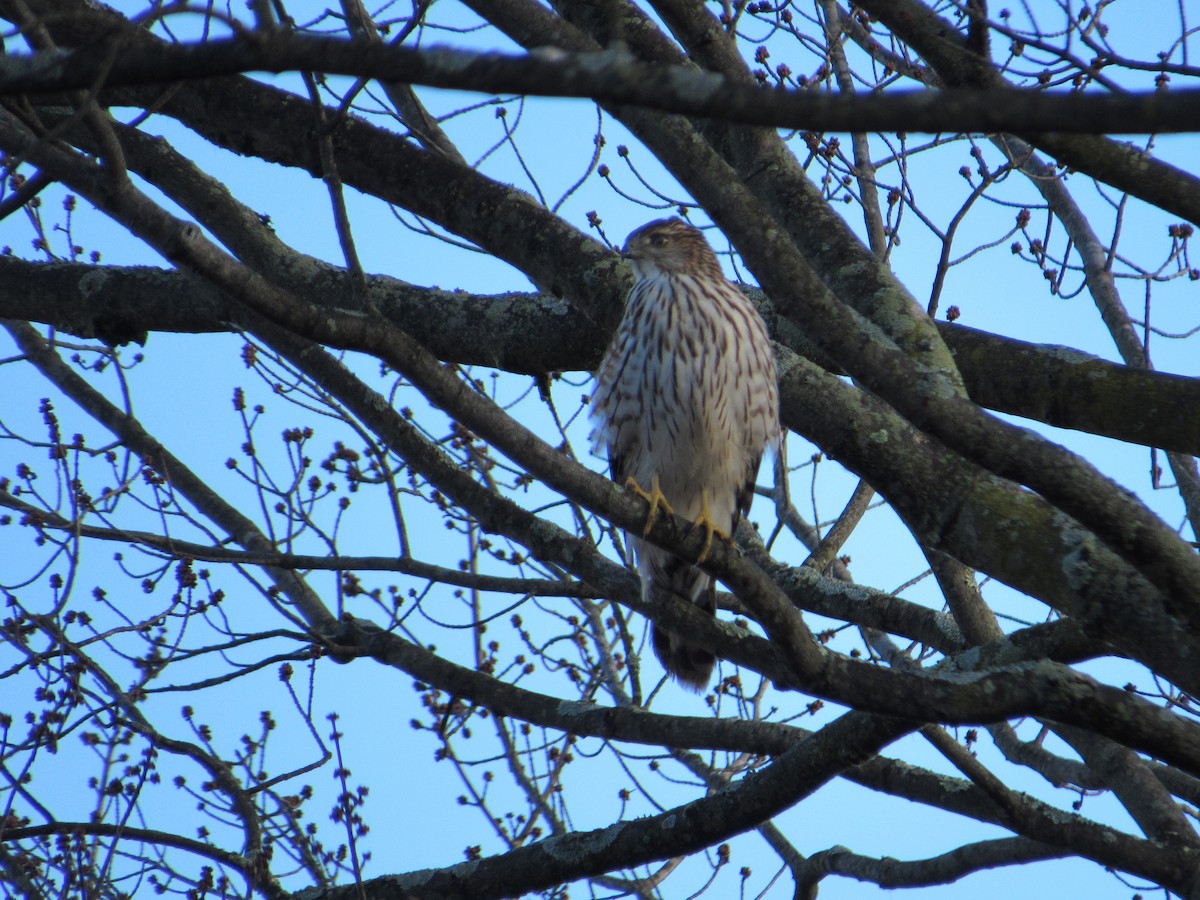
[649,233,669,247]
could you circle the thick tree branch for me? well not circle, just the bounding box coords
[945,321,1200,457]
[803,838,1064,890]
[6,258,1200,457]
[4,35,1200,133]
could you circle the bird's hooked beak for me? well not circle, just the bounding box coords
[620,234,645,261]
[622,242,650,267]
[621,243,648,280]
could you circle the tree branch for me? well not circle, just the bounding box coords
[4,258,1200,455]
[4,35,1200,133]
[803,838,1064,890]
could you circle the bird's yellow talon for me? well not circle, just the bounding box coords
[625,473,673,536]
[691,488,730,564]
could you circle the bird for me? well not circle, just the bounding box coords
[590,218,780,691]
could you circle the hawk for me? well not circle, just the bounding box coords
[590,218,781,691]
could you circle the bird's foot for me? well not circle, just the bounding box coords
[690,488,731,564]
[625,473,674,536]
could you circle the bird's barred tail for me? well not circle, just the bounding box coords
[647,557,718,691]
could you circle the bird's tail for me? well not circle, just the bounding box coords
[646,555,718,691]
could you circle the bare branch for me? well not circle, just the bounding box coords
[3,36,1200,134]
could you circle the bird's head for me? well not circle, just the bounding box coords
[622,218,724,280]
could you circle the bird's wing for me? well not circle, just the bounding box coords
[592,346,642,488]
[604,404,640,486]
[608,446,628,485]
[732,451,762,534]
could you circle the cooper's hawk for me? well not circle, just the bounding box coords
[590,218,780,691]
